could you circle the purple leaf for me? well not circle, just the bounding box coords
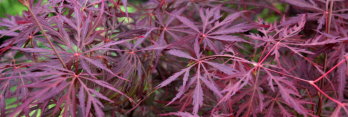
[167,75,190,106]
[208,35,245,42]
[78,86,86,116]
[193,39,200,58]
[173,14,200,32]
[81,56,128,81]
[92,100,104,117]
[200,77,222,98]
[282,0,322,11]
[210,23,252,35]
[88,89,113,102]
[62,16,77,30]
[87,39,133,52]
[157,67,191,88]
[168,49,195,60]
[192,77,203,114]
[0,30,18,36]
[11,47,53,53]
[83,77,134,103]
[205,61,235,75]
[211,11,246,30]
[161,112,199,117]
[134,29,154,48]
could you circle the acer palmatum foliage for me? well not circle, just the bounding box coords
[0,0,348,116]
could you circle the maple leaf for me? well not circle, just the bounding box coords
[156,40,238,114]
[173,6,252,53]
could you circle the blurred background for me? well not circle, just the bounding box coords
[0,0,27,17]
[0,0,149,17]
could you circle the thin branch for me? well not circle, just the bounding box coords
[27,7,67,69]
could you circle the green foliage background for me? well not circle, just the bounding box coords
[0,0,27,17]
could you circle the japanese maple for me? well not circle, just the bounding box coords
[1,0,348,117]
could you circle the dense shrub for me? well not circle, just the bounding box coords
[1,0,348,116]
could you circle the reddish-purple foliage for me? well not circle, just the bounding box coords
[1,0,348,116]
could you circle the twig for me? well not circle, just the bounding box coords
[24,3,67,69]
